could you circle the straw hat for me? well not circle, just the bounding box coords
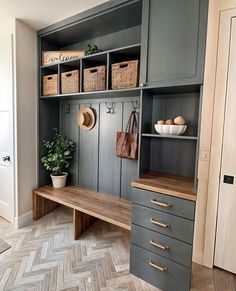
[77,107,96,131]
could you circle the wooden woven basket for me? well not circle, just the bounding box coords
[61,70,80,94]
[84,65,106,92]
[112,60,139,89]
[43,74,58,96]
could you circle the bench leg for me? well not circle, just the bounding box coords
[73,209,95,240]
[33,193,59,220]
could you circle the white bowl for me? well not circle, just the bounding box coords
[154,124,187,135]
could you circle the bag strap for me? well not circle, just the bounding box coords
[125,111,134,132]
[131,111,139,133]
[125,111,139,133]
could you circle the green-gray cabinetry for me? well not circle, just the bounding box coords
[37,0,209,290]
[130,186,196,291]
[140,0,208,88]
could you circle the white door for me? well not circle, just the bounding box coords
[214,17,236,274]
[0,34,15,223]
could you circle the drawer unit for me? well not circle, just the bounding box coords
[132,204,194,244]
[130,184,196,290]
[130,244,191,291]
[131,224,192,267]
[130,187,195,220]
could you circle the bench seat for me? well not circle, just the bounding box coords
[33,185,132,239]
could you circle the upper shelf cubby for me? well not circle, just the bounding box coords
[40,44,141,69]
[40,43,141,98]
[39,0,142,50]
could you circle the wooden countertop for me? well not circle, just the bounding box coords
[131,172,197,201]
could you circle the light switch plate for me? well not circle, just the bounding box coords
[200,150,210,161]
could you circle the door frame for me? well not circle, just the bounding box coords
[0,33,15,224]
[203,8,236,267]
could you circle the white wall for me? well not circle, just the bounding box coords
[0,19,37,225]
[0,18,14,35]
[14,20,37,218]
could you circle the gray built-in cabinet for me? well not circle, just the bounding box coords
[37,0,208,290]
[141,0,208,87]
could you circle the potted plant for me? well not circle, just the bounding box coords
[41,129,76,188]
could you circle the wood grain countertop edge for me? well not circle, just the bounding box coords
[131,181,197,202]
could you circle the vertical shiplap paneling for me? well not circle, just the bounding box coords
[79,103,99,191]
[60,102,79,186]
[99,102,122,197]
[121,100,139,200]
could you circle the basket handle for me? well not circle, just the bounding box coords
[47,76,53,80]
[65,73,72,77]
[90,69,98,73]
[119,63,128,68]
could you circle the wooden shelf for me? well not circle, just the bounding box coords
[141,133,198,140]
[38,1,142,46]
[40,87,141,100]
[131,172,196,201]
[142,84,202,94]
[40,43,141,69]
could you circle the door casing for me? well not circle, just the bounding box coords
[203,7,236,267]
[0,34,15,223]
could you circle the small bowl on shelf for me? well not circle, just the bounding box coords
[154,124,187,135]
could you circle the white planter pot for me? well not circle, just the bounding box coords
[50,172,68,188]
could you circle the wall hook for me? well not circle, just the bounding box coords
[65,104,71,114]
[84,103,91,108]
[132,100,139,112]
[105,102,114,114]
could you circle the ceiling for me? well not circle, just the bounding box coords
[0,0,110,31]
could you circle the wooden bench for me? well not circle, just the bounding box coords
[33,185,132,239]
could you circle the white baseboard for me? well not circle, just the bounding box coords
[15,210,33,229]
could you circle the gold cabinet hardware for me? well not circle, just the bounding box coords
[149,260,167,272]
[150,199,171,208]
[150,218,169,228]
[149,239,169,250]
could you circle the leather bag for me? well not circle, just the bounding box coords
[116,110,139,160]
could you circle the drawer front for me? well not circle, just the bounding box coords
[130,244,191,291]
[131,224,192,267]
[132,204,194,244]
[130,187,195,220]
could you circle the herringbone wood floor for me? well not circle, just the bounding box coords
[0,207,235,291]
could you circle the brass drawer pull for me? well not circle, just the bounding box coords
[150,218,169,228]
[149,239,169,250]
[150,199,171,208]
[149,260,167,272]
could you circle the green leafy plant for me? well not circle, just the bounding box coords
[41,129,76,176]
[85,44,102,55]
